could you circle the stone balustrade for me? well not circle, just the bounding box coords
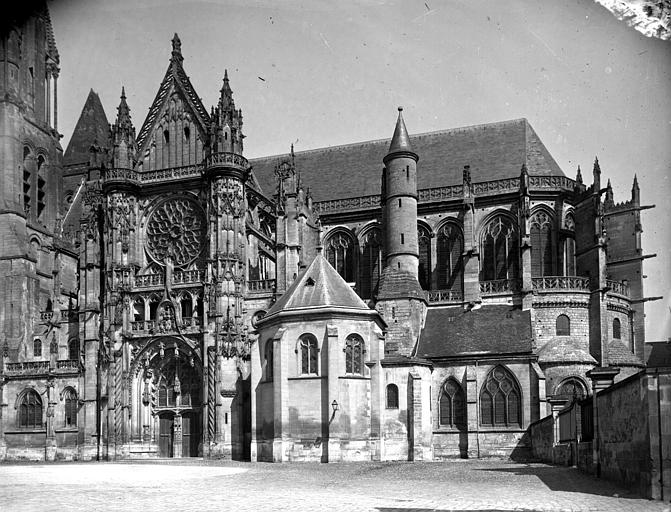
[479,278,522,295]
[532,276,590,292]
[426,289,463,304]
[606,279,630,298]
[5,361,50,375]
[248,279,276,293]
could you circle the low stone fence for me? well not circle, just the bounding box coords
[528,368,671,500]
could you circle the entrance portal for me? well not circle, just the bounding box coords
[181,411,200,457]
[159,412,174,457]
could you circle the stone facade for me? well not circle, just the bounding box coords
[0,3,654,462]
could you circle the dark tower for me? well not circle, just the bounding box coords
[376,108,426,357]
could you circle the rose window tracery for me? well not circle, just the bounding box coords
[146,198,206,266]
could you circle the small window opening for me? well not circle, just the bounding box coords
[305,277,315,286]
[400,233,404,244]
[183,126,190,141]
[406,165,409,178]
[163,129,170,144]
[398,198,402,208]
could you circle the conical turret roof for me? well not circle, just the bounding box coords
[63,89,110,166]
[386,107,414,157]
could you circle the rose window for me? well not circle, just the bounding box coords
[146,198,205,266]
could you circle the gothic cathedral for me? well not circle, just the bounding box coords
[0,4,652,462]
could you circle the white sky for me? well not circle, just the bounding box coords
[49,0,671,341]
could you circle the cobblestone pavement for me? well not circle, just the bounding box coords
[1,459,668,512]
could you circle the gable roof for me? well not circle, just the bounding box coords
[63,89,110,166]
[249,118,564,201]
[135,35,210,153]
[416,305,533,359]
[263,253,371,320]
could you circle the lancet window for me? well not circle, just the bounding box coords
[359,228,382,299]
[530,210,554,277]
[325,231,355,283]
[439,378,466,429]
[437,223,463,293]
[480,216,519,281]
[344,334,364,375]
[299,334,319,375]
[418,225,432,290]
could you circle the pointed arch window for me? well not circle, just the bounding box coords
[325,231,355,283]
[33,339,42,358]
[439,378,466,429]
[556,314,570,336]
[344,334,364,375]
[299,334,319,375]
[613,318,621,340]
[480,216,519,281]
[23,146,33,216]
[64,388,78,427]
[68,339,80,361]
[530,210,554,277]
[386,384,399,409]
[359,228,382,299]
[556,378,587,401]
[18,390,42,429]
[437,223,463,293]
[480,366,521,427]
[417,225,432,290]
[563,214,576,276]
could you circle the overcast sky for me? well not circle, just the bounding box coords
[49,0,670,341]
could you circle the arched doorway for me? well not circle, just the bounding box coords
[158,411,174,457]
[142,341,203,458]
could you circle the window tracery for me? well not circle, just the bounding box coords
[386,384,399,409]
[439,378,466,429]
[146,197,206,266]
[344,334,364,375]
[299,334,319,375]
[479,366,521,427]
[18,389,42,429]
[418,225,432,290]
[325,231,355,283]
[359,228,381,299]
[437,223,463,292]
[480,216,519,281]
[530,210,554,277]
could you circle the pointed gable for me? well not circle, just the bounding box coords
[135,34,210,171]
[263,253,371,320]
[63,89,110,166]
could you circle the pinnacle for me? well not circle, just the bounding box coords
[121,86,126,99]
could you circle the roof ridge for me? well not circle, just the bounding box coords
[249,118,529,161]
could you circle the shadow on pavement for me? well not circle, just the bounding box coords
[475,463,641,499]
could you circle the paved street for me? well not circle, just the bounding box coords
[0,459,668,512]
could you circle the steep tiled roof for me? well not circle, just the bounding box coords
[250,118,564,200]
[646,341,671,368]
[537,337,597,364]
[63,90,110,166]
[608,340,645,367]
[416,305,533,358]
[263,253,371,319]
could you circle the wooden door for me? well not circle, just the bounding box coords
[181,412,200,457]
[159,413,174,457]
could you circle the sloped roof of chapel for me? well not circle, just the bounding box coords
[607,339,645,367]
[250,118,564,201]
[537,337,597,364]
[416,305,533,359]
[264,252,372,319]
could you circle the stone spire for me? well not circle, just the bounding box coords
[576,165,583,185]
[219,69,234,111]
[171,33,183,63]
[385,107,416,162]
[593,156,601,186]
[632,174,640,204]
[213,69,244,155]
[605,178,614,206]
[111,86,136,168]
